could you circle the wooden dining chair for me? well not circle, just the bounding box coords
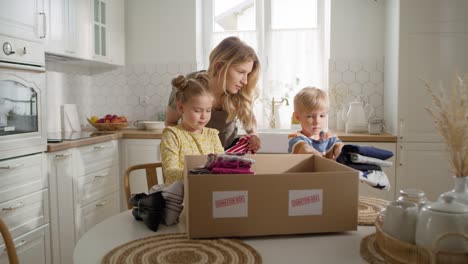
[124,162,165,210]
[0,218,19,264]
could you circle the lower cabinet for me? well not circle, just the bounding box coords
[0,225,51,264]
[76,191,120,238]
[119,139,162,211]
[396,142,452,201]
[48,140,120,264]
[0,153,50,264]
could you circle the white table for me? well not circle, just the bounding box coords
[74,211,374,264]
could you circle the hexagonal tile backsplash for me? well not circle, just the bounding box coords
[328,58,384,130]
[46,62,198,129]
[46,58,384,131]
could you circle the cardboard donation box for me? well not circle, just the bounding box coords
[184,154,359,239]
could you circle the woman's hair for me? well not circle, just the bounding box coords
[172,72,212,104]
[207,36,260,130]
[294,87,329,113]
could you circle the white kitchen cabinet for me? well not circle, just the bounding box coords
[76,191,120,238]
[91,0,125,65]
[396,143,452,202]
[385,0,468,141]
[384,0,468,202]
[48,149,74,264]
[107,0,125,65]
[0,225,51,264]
[48,140,120,264]
[0,153,50,264]
[44,0,92,59]
[0,0,46,42]
[343,142,397,202]
[119,139,162,211]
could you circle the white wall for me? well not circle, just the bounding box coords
[125,0,199,64]
[330,0,385,59]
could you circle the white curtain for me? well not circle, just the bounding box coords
[211,28,325,129]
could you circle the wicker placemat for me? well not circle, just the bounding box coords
[360,233,390,264]
[102,233,262,264]
[358,196,389,226]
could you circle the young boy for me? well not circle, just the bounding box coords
[287,87,343,159]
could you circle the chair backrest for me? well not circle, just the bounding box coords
[124,162,164,209]
[0,218,19,264]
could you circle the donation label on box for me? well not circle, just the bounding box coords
[288,189,323,216]
[212,191,248,218]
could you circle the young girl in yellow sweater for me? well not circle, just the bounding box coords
[160,73,224,183]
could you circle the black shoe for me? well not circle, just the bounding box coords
[139,208,164,231]
[132,208,142,221]
[129,193,148,207]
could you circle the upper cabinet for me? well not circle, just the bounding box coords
[43,0,124,65]
[384,0,468,142]
[92,0,108,60]
[0,0,46,42]
[91,0,125,65]
[44,0,92,60]
[107,0,125,65]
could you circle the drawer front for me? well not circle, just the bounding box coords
[76,191,120,239]
[0,190,49,239]
[77,165,119,207]
[0,224,51,264]
[0,153,47,204]
[76,140,118,176]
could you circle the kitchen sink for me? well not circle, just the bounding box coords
[257,128,294,153]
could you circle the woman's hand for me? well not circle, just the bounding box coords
[247,134,261,153]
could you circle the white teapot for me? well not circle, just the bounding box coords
[415,193,468,251]
[344,101,373,133]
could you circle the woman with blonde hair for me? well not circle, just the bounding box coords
[165,36,261,152]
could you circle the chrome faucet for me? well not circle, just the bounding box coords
[270,97,289,128]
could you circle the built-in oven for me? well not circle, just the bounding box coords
[0,35,46,161]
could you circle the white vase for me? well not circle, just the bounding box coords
[440,176,468,206]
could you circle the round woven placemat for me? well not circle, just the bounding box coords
[358,196,389,226]
[360,233,389,264]
[102,233,262,264]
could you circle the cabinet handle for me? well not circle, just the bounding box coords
[95,200,109,207]
[2,202,24,211]
[39,12,46,38]
[93,146,106,151]
[16,239,27,248]
[0,239,27,256]
[0,163,24,170]
[94,172,109,179]
[398,144,404,166]
[399,118,405,140]
[55,153,72,159]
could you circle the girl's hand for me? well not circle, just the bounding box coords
[247,134,261,153]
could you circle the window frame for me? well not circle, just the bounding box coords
[202,0,330,128]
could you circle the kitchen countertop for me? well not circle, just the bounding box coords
[47,128,397,152]
[46,128,163,152]
[332,131,396,142]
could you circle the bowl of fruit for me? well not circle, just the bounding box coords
[87,114,128,131]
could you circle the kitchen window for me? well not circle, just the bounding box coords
[202,0,330,128]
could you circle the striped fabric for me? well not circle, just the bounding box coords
[225,135,256,154]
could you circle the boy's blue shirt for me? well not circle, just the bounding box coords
[287,131,341,154]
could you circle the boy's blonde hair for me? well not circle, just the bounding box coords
[207,36,260,131]
[172,72,213,104]
[294,87,329,113]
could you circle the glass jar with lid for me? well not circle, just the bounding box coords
[397,188,429,208]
